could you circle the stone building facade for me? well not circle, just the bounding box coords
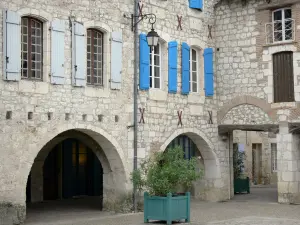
[0,0,232,224]
[233,130,278,185]
[215,0,300,205]
[2,0,300,224]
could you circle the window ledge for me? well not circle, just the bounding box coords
[188,92,205,104]
[271,101,297,109]
[84,86,110,98]
[19,80,49,94]
[263,41,297,48]
[148,89,167,101]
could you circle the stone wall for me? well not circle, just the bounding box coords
[233,130,277,185]
[0,0,231,223]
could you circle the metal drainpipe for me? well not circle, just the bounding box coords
[133,0,139,213]
[228,132,231,200]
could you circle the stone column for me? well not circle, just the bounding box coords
[277,122,300,204]
[30,160,44,203]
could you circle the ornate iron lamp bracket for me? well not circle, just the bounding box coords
[131,13,157,32]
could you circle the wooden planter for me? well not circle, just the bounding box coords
[234,177,250,194]
[144,192,190,225]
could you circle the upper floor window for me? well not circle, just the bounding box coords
[190,48,199,93]
[266,8,294,44]
[149,44,161,89]
[87,29,103,85]
[273,51,294,103]
[21,17,43,80]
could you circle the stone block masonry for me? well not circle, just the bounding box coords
[0,0,232,224]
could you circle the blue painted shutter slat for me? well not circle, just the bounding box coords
[3,10,21,81]
[51,19,65,85]
[168,41,178,93]
[181,42,190,95]
[111,31,123,90]
[189,0,203,10]
[72,22,86,87]
[204,48,214,96]
[139,33,150,90]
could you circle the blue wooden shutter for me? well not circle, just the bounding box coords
[204,48,214,96]
[51,19,65,85]
[3,10,21,81]
[181,42,190,95]
[189,0,203,10]
[111,31,123,90]
[168,41,178,93]
[72,22,86,87]
[139,33,150,90]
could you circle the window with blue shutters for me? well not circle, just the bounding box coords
[189,0,203,10]
[168,41,178,93]
[149,44,161,89]
[190,48,199,93]
[181,42,190,95]
[139,33,150,90]
[204,48,214,96]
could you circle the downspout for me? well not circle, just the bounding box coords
[133,0,139,213]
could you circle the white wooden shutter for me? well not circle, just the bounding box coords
[110,31,123,90]
[51,19,65,85]
[3,10,21,81]
[72,22,86,87]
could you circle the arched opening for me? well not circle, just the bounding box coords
[166,135,204,196]
[161,129,223,202]
[24,129,127,223]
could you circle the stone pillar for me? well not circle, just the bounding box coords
[30,160,44,203]
[277,122,300,204]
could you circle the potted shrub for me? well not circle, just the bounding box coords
[131,145,203,225]
[233,145,250,194]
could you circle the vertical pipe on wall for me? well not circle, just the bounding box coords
[133,0,139,213]
[228,132,231,199]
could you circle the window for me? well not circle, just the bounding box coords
[273,51,294,103]
[21,17,43,80]
[87,29,103,85]
[167,135,196,160]
[149,44,161,89]
[190,48,199,93]
[268,8,294,43]
[271,143,277,172]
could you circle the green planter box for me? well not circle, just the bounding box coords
[234,177,250,194]
[144,192,190,225]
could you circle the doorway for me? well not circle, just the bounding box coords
[42,138,103,201]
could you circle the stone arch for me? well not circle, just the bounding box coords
[160,127,221,179]
[217,95,276,124]
[20,123,129,204]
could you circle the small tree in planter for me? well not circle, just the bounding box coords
[131,145,203,225]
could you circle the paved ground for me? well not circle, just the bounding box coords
[24,186,300,225]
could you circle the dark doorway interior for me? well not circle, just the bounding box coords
[42,138,103,201]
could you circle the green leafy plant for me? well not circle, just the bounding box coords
[233,145,246,179]
[131,145,203,196]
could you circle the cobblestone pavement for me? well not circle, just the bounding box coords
[25,187,300,225]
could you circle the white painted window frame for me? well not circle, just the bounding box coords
[272,8,294,43]
[189,48,199,93]
[149,43,162,89]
